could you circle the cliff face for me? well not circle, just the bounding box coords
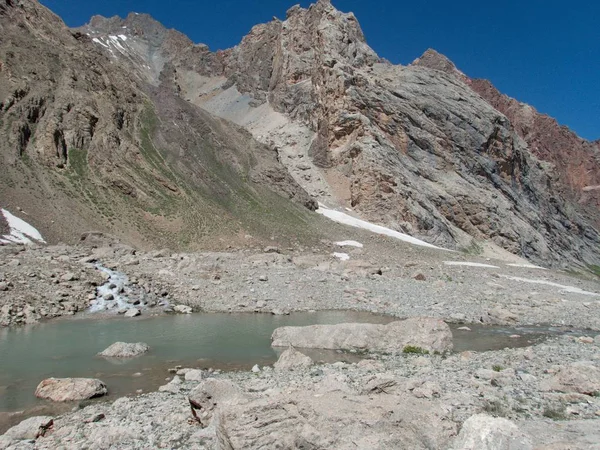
[80,0,600,267]
[413,48,600,224]
[0,0,316,250]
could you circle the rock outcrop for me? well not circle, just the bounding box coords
[34,378,108,402]
[271,317,453,353]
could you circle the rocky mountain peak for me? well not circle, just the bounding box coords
[411,48,467,80]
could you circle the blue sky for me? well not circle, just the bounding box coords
[40,0,599,140]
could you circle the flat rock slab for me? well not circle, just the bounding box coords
[271,317,453,353]
[35,378,107,402]
[98,342,150,358]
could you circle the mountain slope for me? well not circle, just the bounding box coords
[0,0,317,250]
[413,48,600,226]
[82,0,600,267]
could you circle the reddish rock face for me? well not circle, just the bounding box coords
[413,49,600,224]
[469,79,600,216]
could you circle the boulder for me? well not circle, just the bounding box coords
[274,347,313,372]
[2,416,53,440]
[98,342,150,358]
[271,317,453,353]
[452,414,532,450]
[35,378,107,402]
[540,363,600,395]
[482,307,518,325]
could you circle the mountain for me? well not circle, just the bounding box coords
[0,0,318,250]
[78,0,600,268]
[413,48,600,225]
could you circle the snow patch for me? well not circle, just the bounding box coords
[501,275,600,297]
[1,209,46,245]
[333,252,350,261]
[335,240,363,248]
[444,261,500,269]
[117,34,127,41]
[92,37,109,48]
[506,263,547,270]
[317,204,443,250]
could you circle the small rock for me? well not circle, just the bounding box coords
[103,293,115,301]
[252,364,261,373]
[185,369,205,382]
[124,308,141,318]
[0,282,8,291]
[83,413,105,423]
[258,274,268,282]
[173,305,192,314]
[263,246,280,254]
[413,273,426,281]
[98,342,149,358]
[60,272,77,282]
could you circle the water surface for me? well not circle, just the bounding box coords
[0,311,594,433]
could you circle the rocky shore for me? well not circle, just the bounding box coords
[1,333,598,449]
[1,236,599,449]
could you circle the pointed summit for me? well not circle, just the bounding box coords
[411,49,459,74]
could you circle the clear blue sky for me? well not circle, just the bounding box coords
[40,0,599,141]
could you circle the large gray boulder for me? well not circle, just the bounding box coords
[271,317,452,353]
[98,342,150,358]
[1,416,53,441]
[452,414,532,450]
[274,347,313,372]
[35,378,108,402]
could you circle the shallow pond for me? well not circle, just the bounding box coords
[0,311,594,433]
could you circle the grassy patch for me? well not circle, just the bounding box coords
[492,364,504,372]
[542,405,566,420]
[460,239,483,256]
[587,265,600,278]
[403,345,430,355]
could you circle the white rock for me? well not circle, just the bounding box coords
[124,308,141,317]
[174,305,192,314]
[98,342,149,358]
[452,414,532,449]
